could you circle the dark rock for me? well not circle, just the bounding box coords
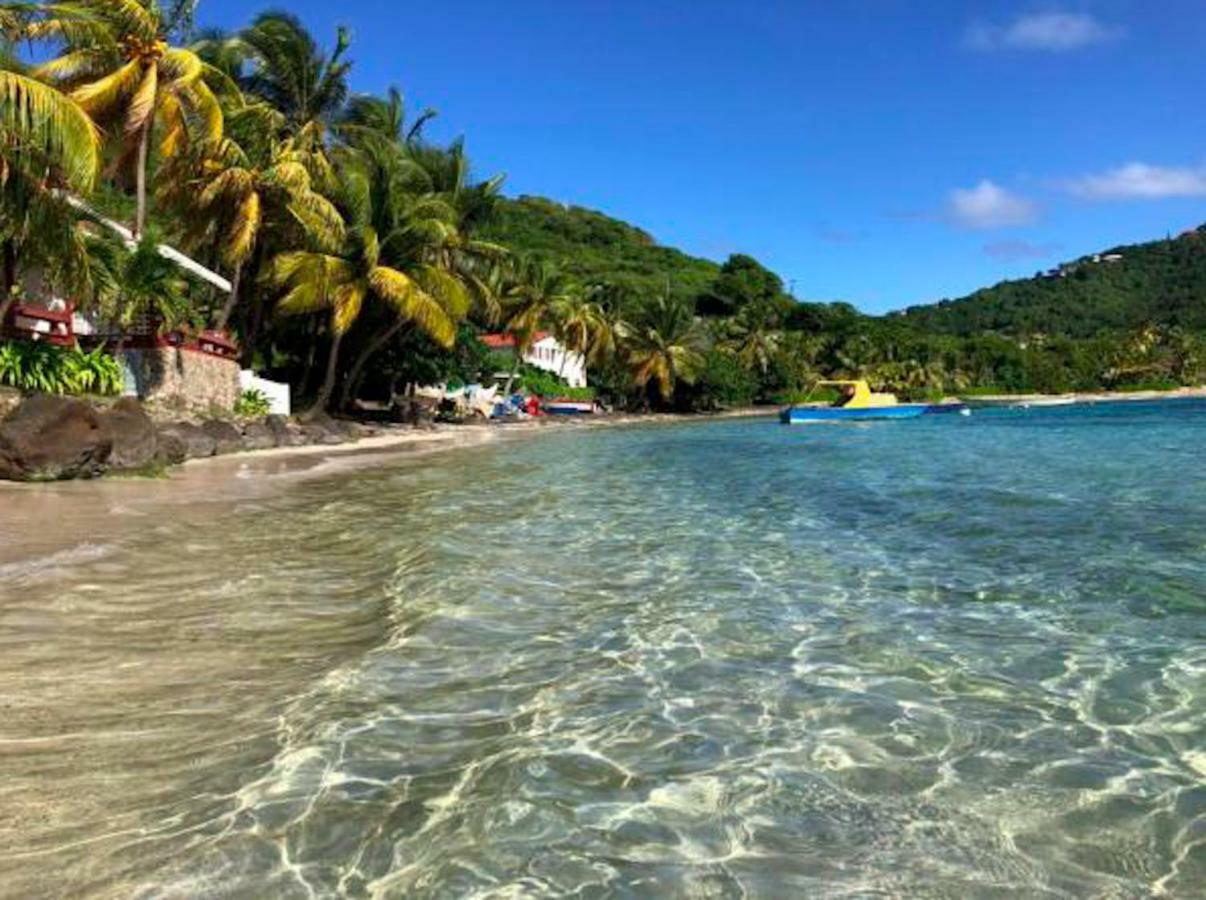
[304,410,358,438]
[158,422,215,459]
[201,420,243,455]
[240,420,276,451]
[0,393,112,480]
[299,421,347,445]
[153,428,188,466]
[264,414,304,447]
[99,397,157,470]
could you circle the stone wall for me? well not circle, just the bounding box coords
[122,347,240,415]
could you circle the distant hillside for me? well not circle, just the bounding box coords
[479,195,720,304]
[896,227,1206,338]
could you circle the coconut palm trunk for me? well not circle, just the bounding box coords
[338,319,408,410]
[215,264,242,331]
[313,328,345,413]
[501,350,522,397]
[134,122,151,237]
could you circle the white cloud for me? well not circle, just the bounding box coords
[1063,162,1206,199]
[946,180,1039,230]
[966,12,1121,51]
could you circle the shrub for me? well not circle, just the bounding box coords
[516,364,595,400]
[233,388,272,417]
[0,342,123,395]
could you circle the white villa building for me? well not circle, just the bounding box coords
[482,331,588,388]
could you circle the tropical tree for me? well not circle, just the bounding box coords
[237,11,350,144]
[724,299,783,376]
[267,159,469,412]
[160,105,343,329]
[624,290,707,405]
[338,85,435,148]
[19,0,223,236]
[93,231,193,345]
[0,69,102,316]
[500,256,575,395]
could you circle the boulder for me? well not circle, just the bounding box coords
[264,414,304,447]
[201,420,243,455]
[299,421,347,445]
[153,428,188,466]
[0,393,112,480]
[240,420,276,451]
[0,386,21,420]
[99,397,157,471]
[158,422,215,460]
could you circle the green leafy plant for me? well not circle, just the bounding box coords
[233,388,273,417]
[516,364,595,400]
[0,342,123,395]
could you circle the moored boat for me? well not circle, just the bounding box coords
[543,399,596,415]
[779,380,967,424]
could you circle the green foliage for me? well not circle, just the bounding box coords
[515,364,595,400]
[698,254,790,317]
[690,350,758,409]
[0,342,122,395]
[233,388,272,417]
[898,229,1206,338]
[478,196,719,308]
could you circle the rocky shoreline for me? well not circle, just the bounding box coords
[0,390,388,482]
[0,389,774,483]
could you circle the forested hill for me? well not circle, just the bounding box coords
[895,226,1206,338]
[478,196,721,304]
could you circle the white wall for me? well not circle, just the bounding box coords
[239,370,291,416]
[524,337,587,388]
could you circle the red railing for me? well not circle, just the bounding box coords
[125,329,240,360]
[2,302,76,347]
[3,303,240,360]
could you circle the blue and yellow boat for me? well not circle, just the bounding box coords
[779,380,967,424]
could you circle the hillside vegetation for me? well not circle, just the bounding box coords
[898,227,1206,337]
[478,196,721,305]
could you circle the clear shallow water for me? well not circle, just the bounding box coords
[2,402,1205,898]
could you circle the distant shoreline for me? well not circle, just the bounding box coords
[961,386,1206,406]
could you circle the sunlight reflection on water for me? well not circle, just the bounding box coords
[1,403,1205,897]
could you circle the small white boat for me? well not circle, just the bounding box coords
[543,399,596,415]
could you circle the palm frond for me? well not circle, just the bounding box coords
[0,70,99,190]
[123,61,156,135]
[70,57,140,119]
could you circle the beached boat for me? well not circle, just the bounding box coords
[543,399,596,415]
[780,380,966,424]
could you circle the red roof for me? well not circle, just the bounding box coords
[481,331,551,348]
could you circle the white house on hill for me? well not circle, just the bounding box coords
[482,332,587,388]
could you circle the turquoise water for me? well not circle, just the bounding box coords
[2,402,1205,897]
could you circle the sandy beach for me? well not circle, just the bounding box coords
[0,408,772,570]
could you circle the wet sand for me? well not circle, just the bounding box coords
[0,409,773,570]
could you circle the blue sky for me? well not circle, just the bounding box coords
[195,1,1206,313]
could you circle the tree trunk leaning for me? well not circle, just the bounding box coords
[338,319,406,411]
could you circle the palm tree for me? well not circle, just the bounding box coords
[725,300,783,376]
[162,107,343,329]
[21,0,223,236]
[0,69,101,314]
[237,12,350,144]
[93,231,192,346]
[500,256,575,395]
[267,161,468,412]
[338,85,436,148]
[624,290,707,405]
[328,139,496,409]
